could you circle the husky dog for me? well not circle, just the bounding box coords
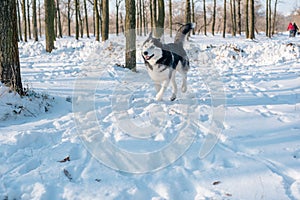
[142,23,195,101]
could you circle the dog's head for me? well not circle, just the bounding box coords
[142,32,163,63]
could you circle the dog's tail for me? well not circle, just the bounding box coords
[174,23,195,45]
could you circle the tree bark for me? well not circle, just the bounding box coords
[83,0,89,38]
[56,0,62,38]
[125,0,136,71]
[266,0,269,37]
[203,0,207,35]
[154,0,164,37]
[185,0,191,24]
[116,0,120,36]
[237,0,241,35]
[0,0,23,94]
[245,0,249,38]
[222,0,226,38]
[268,0,272,37]
[191,0,195,34]
[230,0,236,36]
[169,0,172,37]
[102,0,109,41]
[27,0,31,39]
[75,0,79,40]
[21,0,27,42]
[249,0,255,39]
[142,0,146,35]
[38,0,41,37]
[45,0,55,52]
[212,0,216,36]
[94,0,100,41]
[32,0,38,41]
[67,0,71,36]
[150,0,153,32]
[272,0,278,35]
[17,0,23,41]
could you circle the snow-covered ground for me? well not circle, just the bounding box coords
[0,32,300,200]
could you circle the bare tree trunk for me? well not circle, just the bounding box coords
[94,0,100,41]
[21,0,27,42]
[38,0,41,37]
[203,0,207,35]
[266,0,269,37]
[32,0,38,41]
[45,0,55,52]
[54,1,57,37]
[245,0,249,38]
[136,0,139,34]
[143,0,146,35]
[83,0,89,38]
[268,0,272,37]
[17,0,23,41]
[191,0,195,34]
[185,0,191,24]
[0,0,23,94]
[125,0,136,71]
[152,0,164,37]
[102,0,109,41]
[78,1,84,38]
[116,0,120,36]
[222,0,226,38]
[169,0,172,37]
[249,0,255,39]
[237,0,241,35]
[139,0,142,36]
[230,0,236,36]
[150,0,153,32]
[212,0,216,36]
[56,0,62,38]
[272,0,278,35]
[67,0,71,36]
[27,0,31,39]
[233,0,236,36]
[75,0,79,40]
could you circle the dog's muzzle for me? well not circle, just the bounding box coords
[143,51,154,60]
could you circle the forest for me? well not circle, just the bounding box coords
[1,0,298,94]
[1,1,300,199]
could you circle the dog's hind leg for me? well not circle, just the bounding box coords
[181,72,187,93]
[177,65,188,93]
[170,71,177,101]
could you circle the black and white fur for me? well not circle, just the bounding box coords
[142,23,195,101]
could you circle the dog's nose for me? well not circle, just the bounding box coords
[143,51,148,55]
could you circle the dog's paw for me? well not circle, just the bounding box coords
[170,94,176,101]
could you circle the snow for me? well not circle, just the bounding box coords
[1,32,300,199]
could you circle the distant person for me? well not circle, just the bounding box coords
[287,22,295,37]
[293,22,299,36]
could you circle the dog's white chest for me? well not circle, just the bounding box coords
[146,64,170,82]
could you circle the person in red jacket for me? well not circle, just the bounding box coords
[287,22,296,37]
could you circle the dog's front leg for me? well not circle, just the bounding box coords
[154,82,162,93]
[156,80,170,101]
